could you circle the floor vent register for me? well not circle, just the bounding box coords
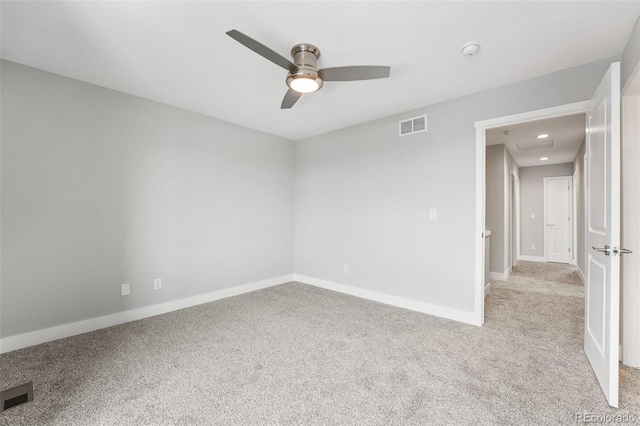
[1,381,33,411]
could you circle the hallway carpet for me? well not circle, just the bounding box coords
[1,263,639,425]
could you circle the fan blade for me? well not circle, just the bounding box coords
[320,66,390,81]
[226,30,295,71]
[281,89,302,109]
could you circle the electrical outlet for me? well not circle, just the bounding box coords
[344,265,349,274]
[429,209,437,220]
[154,279,162,290]
[531,245,536,251]
[121,283,130,296]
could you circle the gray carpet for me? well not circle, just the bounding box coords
[1,262,639,425]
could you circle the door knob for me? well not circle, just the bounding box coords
[613,248,633,255]
[592,245,611,256]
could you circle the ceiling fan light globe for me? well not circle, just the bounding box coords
[289,77,320,94]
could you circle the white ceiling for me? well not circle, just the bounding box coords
[2,1,638,141]
[486,114,586,167]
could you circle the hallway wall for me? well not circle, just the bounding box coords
[505,148,519,269]
[485,145,519,276]
[486,145,506,274]
[573,141,587,277]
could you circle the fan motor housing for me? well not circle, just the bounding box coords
[286,44,323,91]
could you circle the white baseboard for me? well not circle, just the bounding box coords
[0,274,294,354]
[2,273,483,353]
[484,282,491,297]
[294,274,480,326]
[489,272,506,281]
[577,265,586,284]
[518,255,546,263]
[489,266,511,282]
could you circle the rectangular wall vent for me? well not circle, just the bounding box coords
[1,381,33,412]
[399,115,427,136]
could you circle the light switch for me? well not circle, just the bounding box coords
[530,213,535,219]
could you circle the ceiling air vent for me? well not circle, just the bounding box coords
[516,139,554,151]
[399,115,427,136]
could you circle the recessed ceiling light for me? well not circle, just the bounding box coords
[537,134,549,139]
[540,157,549,161]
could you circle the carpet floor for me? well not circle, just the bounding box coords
[1,262,639,425]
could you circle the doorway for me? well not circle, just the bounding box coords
[483,113,583,284]
[477,62,630,408]
[475,101,589,326]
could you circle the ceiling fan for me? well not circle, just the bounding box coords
[226,30,391,109]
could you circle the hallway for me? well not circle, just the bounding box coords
[486,261,640,419]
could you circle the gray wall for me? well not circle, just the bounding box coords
[1,61,295,338]
[295,58,616,314]
[485,145,519,275]
[573,141,587,275]
[3,51,631,335]
[486,145,505,274]
[622,17,640,89]
[519,163,575,258]
[505,148,519,269]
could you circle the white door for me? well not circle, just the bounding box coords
[585,62,621,408]
[545,177,572,263]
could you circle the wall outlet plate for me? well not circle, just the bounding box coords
[120,283,130,296]
[154,279,162,290]
[343,265,349,274]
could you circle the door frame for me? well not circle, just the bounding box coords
[513,174,520,267]
[543,176,573,263]
[621,62,640,368]
[583,153,588,280]
[573,171,578,266]
[474,100,589,325]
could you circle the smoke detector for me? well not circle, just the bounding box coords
[461,43,480,56]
